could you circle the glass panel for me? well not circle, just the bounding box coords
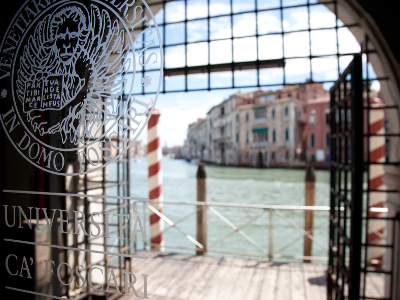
[284,31,309,58]
[188,74,209,89]
[282,0,308,6]
[258,35,283,59]
[285,58,311,83]
[125,72,143,95]
[338,27,361,54]
[211,71,232,88]
[165,1,185,23]
[210,40,232,64]
[144,48,162,70]
[187,42,209,66]
[210,0,231,16]
[165,45,186,68]
[339,55,354,73]
[165,75,185,91]
[187,0,208,20]
[233,13,256,37]
[310,4,336,29]
[188,20,208,42]
[234,37,257,62]
[144,71,162,93]
[257,0,280,10]
[234,69,257,87]
[258,10,281,35]
[165,23,185,45]
[310,29,337,56]
[259,68,284,85]
[210,16,231,40]
[153,8,164,25]
[233,0,255,13]
[125,51,135,72]
[282,7,309,31]
[151,25,163,48]
[312,56,338,81]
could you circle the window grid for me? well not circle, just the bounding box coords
[128,0,388,95]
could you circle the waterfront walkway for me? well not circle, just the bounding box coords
[121,251,328,300]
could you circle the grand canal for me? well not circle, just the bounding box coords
[110,157,330,261]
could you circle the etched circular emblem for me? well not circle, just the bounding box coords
[0,0,162,175]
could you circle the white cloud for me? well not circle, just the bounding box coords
[165,45,185,68]
[282,7,309,31]
[310,29,337,55]
[284,31,309,57]
[258,35,283,59]
[234,37,257,61]
[210,40,232,63]
[258,11,281,34]
[233,13,256,37]
[210,16,231,40]
[187,0,208,19]
[188,42,209,66]
[165,1,185,23]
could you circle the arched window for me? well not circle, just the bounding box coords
[272,109,275,119]
[309,110,316,126]
[285,106,289,116]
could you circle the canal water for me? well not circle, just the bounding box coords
[109,157,330,262]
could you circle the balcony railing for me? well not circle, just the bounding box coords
[253,117,267,125]
[251,141,269,148]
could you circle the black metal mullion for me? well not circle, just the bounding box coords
[349,54,363,300]
[280,0,286,85]
[230,0,234,88]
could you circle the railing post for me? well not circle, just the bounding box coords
[196,163,207,255]
[304,164,316,263]
[269,209,273,262]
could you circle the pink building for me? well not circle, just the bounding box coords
[305,96,331,168]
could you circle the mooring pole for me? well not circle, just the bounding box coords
[196,163,207,255]
[304,164,315,263]
[147,107,164,250]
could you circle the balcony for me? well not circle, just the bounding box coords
[251,141,269,148]
[253,117,267,125]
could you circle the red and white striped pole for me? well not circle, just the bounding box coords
[367,97,386,267]
[147,107,164,250]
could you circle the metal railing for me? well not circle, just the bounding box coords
[133,200,334,262]
[251,141,269,148]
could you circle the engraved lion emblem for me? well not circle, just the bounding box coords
[16,4,130,145]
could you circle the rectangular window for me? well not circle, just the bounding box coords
[254,108,267,118]
[311,133,315,148]
[236,133,239,142]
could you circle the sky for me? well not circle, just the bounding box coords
[131,0,379,147]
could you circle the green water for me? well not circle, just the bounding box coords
[109,157,330,262]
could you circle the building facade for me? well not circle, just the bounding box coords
[184,81,331,168]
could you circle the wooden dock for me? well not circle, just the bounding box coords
[119,251,328,300]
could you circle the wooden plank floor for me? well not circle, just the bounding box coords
[120,251,328,300]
